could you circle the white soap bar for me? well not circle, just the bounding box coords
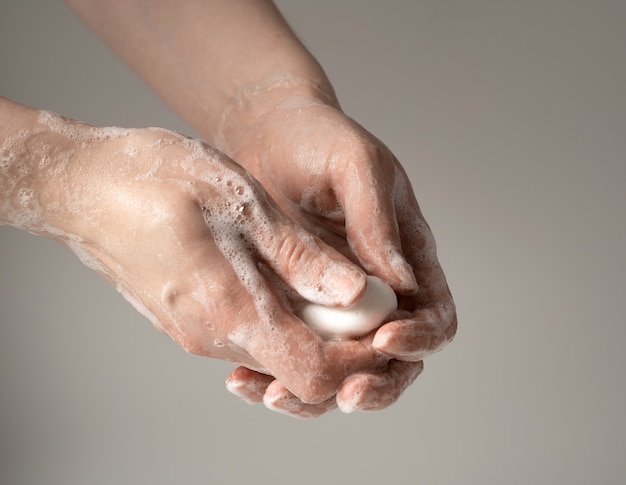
[298,275,397,339]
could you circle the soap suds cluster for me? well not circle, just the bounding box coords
[1,128,44,230]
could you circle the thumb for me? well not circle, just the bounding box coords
[206,168,367,308]
[259,220,367,307]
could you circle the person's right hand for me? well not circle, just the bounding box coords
[14,112,403,406]
[211,88,457,416]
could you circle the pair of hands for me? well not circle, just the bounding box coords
[38,90,455,418]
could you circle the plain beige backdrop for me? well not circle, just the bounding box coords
[1,1,625,484]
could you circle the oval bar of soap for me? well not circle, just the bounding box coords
[299,275,397,339]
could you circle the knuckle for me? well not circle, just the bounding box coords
[296,377,334,405]
[295,361,337,404]
[275,231,316,270]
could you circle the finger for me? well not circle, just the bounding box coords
[225,366,275,404]
[216,170,368,307]
[256,213,368,307]
[336,360,424,413]
[335,154,418,294]
[263,380,338,419]
[371,168,457,360]
[231,313,387,404]
[373,303,457,361]
[371,237,457,361]
[269,224,369,307]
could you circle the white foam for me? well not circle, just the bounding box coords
[37,110,131,145]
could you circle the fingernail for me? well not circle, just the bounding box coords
[263,393,280,408]
[389,250,418,293]
[324,265,367,307]
[337,375,370,413]
[263,391,295,414]
[372,329,392,351]
[225,378,249,399]
[338,387,376,414]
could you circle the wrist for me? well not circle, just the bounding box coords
[0,100,89,238]
[214,74,341,155]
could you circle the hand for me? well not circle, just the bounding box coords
[218,86,457,410]
[226,360,424,418]
[28,113,398,405]
[59,0,456,416]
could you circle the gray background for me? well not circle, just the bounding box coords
[1,1,625,483]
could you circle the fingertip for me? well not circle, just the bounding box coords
[225,378,255,403]
[225,367,273,404]
[262,380,288,406]
[388,250,419,294]
[337,399,358,414]
[371,327,393,353]
[373,307,456,361]
[263,381,336,419]
[371,322,425,361]
[302,261,367,308]
[336,374,376,414]
[325,263,368,307]
[350,242,417,296]
[338,361,424,413]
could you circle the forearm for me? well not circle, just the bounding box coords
[64,0,338,147]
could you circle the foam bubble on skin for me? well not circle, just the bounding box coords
[18,187,34,205]
[63,236,115,281]
[392,166,438,267]
[2,111,135,233]
[385,166,457,356]
[0,130,46,230]
[38,111,131,144]
[199,177,289,358]
[297,275,397,339]
[208,187,332,384]
[203,198,277,326]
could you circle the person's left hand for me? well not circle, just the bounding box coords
[216,87,457,416]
